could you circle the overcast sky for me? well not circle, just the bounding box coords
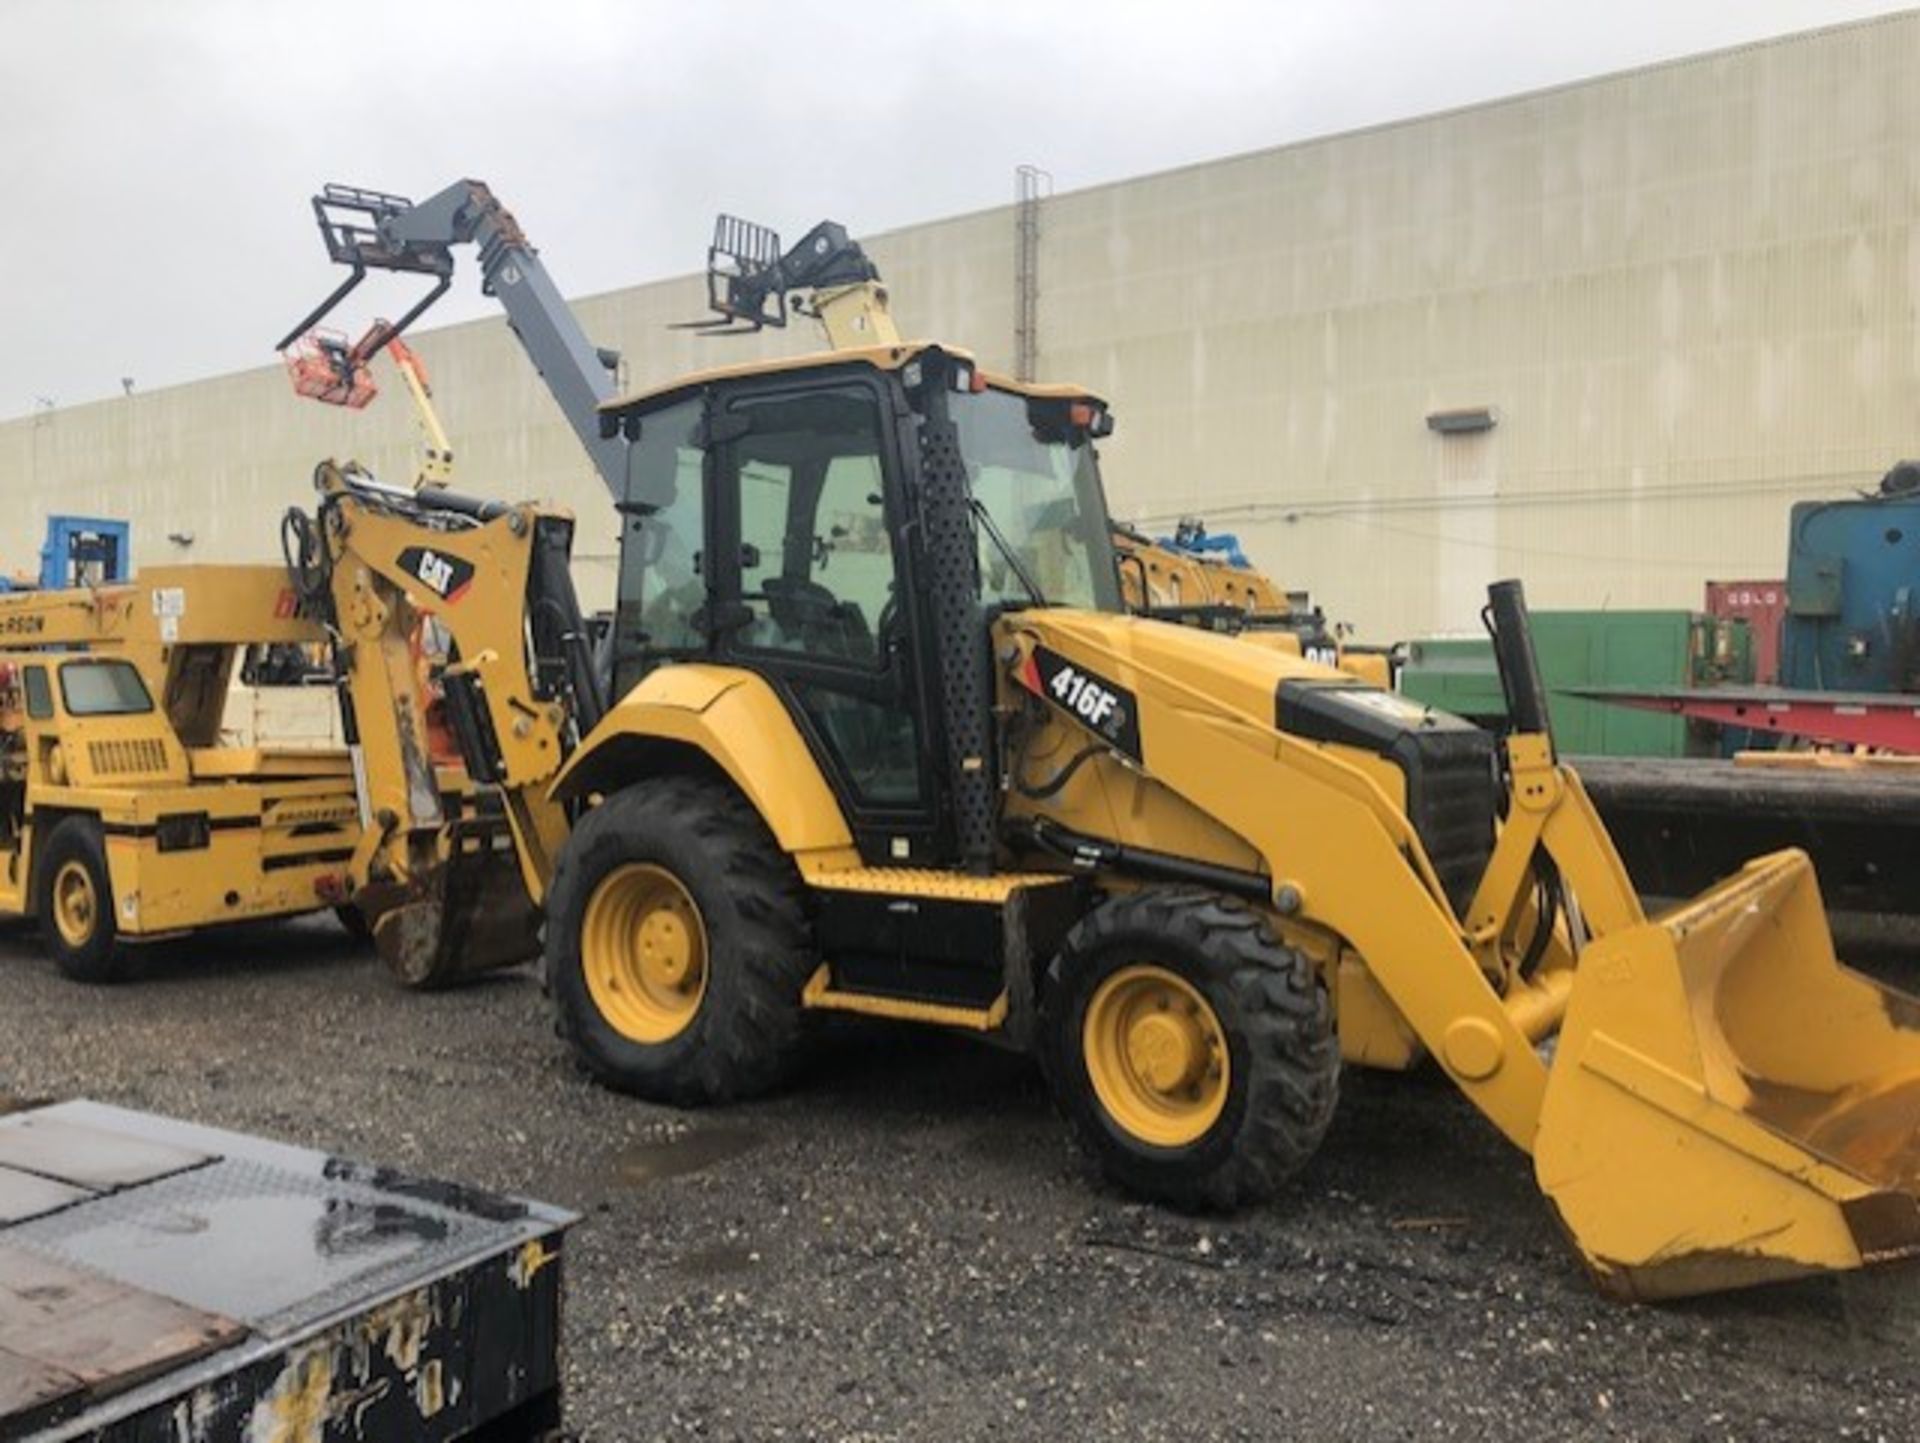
[0,0,1906,418]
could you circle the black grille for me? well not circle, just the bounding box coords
[1403,731,1498,917]
[1276,681,1497,919]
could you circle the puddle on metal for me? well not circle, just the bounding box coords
[614,1128,763,1185]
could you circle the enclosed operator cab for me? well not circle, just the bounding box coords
[602,343,1127,869]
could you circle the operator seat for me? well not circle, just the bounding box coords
[761,576,873,662]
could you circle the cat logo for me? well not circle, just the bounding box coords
[397,545,476,603]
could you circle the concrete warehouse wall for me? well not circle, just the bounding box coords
[6,11,1919,641]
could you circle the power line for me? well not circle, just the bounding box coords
[1125,463,1879,530]
[1316,511,1755,569]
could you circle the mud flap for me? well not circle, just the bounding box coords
[365,843,543,989]
[1535,848,1920,1300]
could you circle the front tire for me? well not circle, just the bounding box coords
[1040,887,1339,1210]
[36,817,126,984]
[546,777,813,1106]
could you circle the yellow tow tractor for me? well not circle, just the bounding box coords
[279,180,1920,1299]
[0,567,361,979]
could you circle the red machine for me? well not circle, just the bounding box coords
[1705,578,1787,684]
[281,324,381,408]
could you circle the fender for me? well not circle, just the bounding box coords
[549,664,856,857]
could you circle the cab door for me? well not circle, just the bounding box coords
[708,375,945,864]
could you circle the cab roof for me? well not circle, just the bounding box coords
[599,341,1105,416]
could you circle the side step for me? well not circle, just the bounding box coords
[802,965,1008,1031]
[799,866,1084,1037]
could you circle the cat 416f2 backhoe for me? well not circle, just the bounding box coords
[280,180,1920,1300]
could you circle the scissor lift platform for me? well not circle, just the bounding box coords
[0,1099,574,1442]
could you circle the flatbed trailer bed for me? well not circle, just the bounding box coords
[0,1100,574,1442]
[1567,683,1920,753]
[1575,754,1920,917]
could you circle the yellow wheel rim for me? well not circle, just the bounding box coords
[52,860,100,949]
[1083,964,1231,1148]
[581,863,709,1044]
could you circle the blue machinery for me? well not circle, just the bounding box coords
[0,515,132,592]
[1781,481,1920,694]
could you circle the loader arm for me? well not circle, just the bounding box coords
[288,461,598,984]
[1001,601,1920,1299]
[279,181,627,498]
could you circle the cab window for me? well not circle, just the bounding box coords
[728,388,894,668]
[22,666,53,720]
[952,387,1122,613]
[614,396,707,695]
[59,659,154,717]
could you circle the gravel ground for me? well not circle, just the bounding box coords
[1,917,1916,1442]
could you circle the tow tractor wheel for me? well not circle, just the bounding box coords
[37,816,127,984]
[1041,887,1339,1210]
[546,776,813,1106]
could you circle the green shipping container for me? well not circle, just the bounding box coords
[1399,611,1752,758]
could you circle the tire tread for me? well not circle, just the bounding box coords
[1041,886,1339,1210]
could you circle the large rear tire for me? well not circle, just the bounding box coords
[36,816,127,984]
[546,776,813,1106]
[1040,887,1338,1210]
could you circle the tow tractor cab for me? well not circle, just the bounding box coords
[0,568,361,981]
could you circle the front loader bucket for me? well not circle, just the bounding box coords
[1535,848,1920,1300]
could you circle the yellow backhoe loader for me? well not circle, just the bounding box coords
[279,180,1920,1300]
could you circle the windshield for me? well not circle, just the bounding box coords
[951,387,1121,612]
[59,659,154,717]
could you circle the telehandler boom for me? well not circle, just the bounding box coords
[281,180,1920,1300]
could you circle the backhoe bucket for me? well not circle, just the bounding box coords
[1536,848,1920,1299]
[365,843,542,989]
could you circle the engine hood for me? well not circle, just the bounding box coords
[1002,607,1498,916]
[1003,609,1353,736]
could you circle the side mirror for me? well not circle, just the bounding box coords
[1116,551,1152,615]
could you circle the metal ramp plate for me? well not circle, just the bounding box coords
[0,1169,90,1227]
[0,1350,78,1430]
[0,1101,575,1442]
[0,1113,210,1191]
[0,1244,241,1428]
